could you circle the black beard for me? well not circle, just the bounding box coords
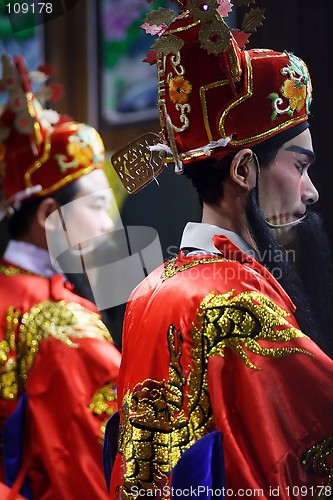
[294,211,333,349]
[246,189,333,358]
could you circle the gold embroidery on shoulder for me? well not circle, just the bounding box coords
[0,264,38,277]
[18,301,112,385]
[0,306,20,399]
[197,289,312,370]
[162,255,229,281]
[302,437,333,498]
[0,300,112,398]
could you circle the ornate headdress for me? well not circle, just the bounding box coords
[0,54,105,209]
[112,0,312,193]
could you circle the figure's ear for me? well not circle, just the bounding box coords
[229,148,258,191]
[36,198,60,231]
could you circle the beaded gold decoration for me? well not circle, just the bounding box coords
[302,437,333,499]
[197,289,312,370]
[18,300,112,387]
[0,300,112,398]
[89,382,117,440]
[119,288,312,497]
[0,306,20,399]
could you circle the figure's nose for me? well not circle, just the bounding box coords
[102,212,114,233]
[301,173,319,205]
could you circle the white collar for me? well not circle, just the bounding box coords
[180,222,257,257]
[3,240,62,278]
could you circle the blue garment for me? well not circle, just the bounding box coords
[103,411,120,492]
[171,431,225,499]
[3,393,32,499]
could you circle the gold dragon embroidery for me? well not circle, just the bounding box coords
[119,290,312,498]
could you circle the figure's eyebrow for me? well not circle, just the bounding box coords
[92,195,106,199]
[285,145,316,164]
[90,194,109,201]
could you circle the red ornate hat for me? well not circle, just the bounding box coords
[112,0,312,193]
[0,54,105,207]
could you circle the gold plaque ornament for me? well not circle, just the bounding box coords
[111,133,167,194]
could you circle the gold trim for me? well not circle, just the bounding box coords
[219,50,253,139]
[25,130,52,187]
[228,38,242,80]
[24,123,97,197]
[26,92,42,144]
[37,164,96,197]
[250,51,286,60]
[119,323,214,498]
[200,79,229,142]
[168,18,199,35]
[228,116,307,147]
[197,290,312,371]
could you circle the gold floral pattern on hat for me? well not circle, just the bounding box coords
[269,52,312,121]
[54,124,104,174]
[281,78,307,113]
[169,75,192,104]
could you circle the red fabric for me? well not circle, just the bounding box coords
[110,235,333,498]
[0,55,104,201]
[0,481,27,500]
[0,260,121,500]
[158,14,311,162]
[2,120,104,201]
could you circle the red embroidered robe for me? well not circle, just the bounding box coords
[110,235,333,499]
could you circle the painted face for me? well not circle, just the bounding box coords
[51,169,115,254]
[258,129,319,244]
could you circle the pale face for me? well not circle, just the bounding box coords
[258,129,319,244]
[58,169,115,252]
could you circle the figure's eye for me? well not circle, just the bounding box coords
[88,203,102,210]
[295,162,307,174]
